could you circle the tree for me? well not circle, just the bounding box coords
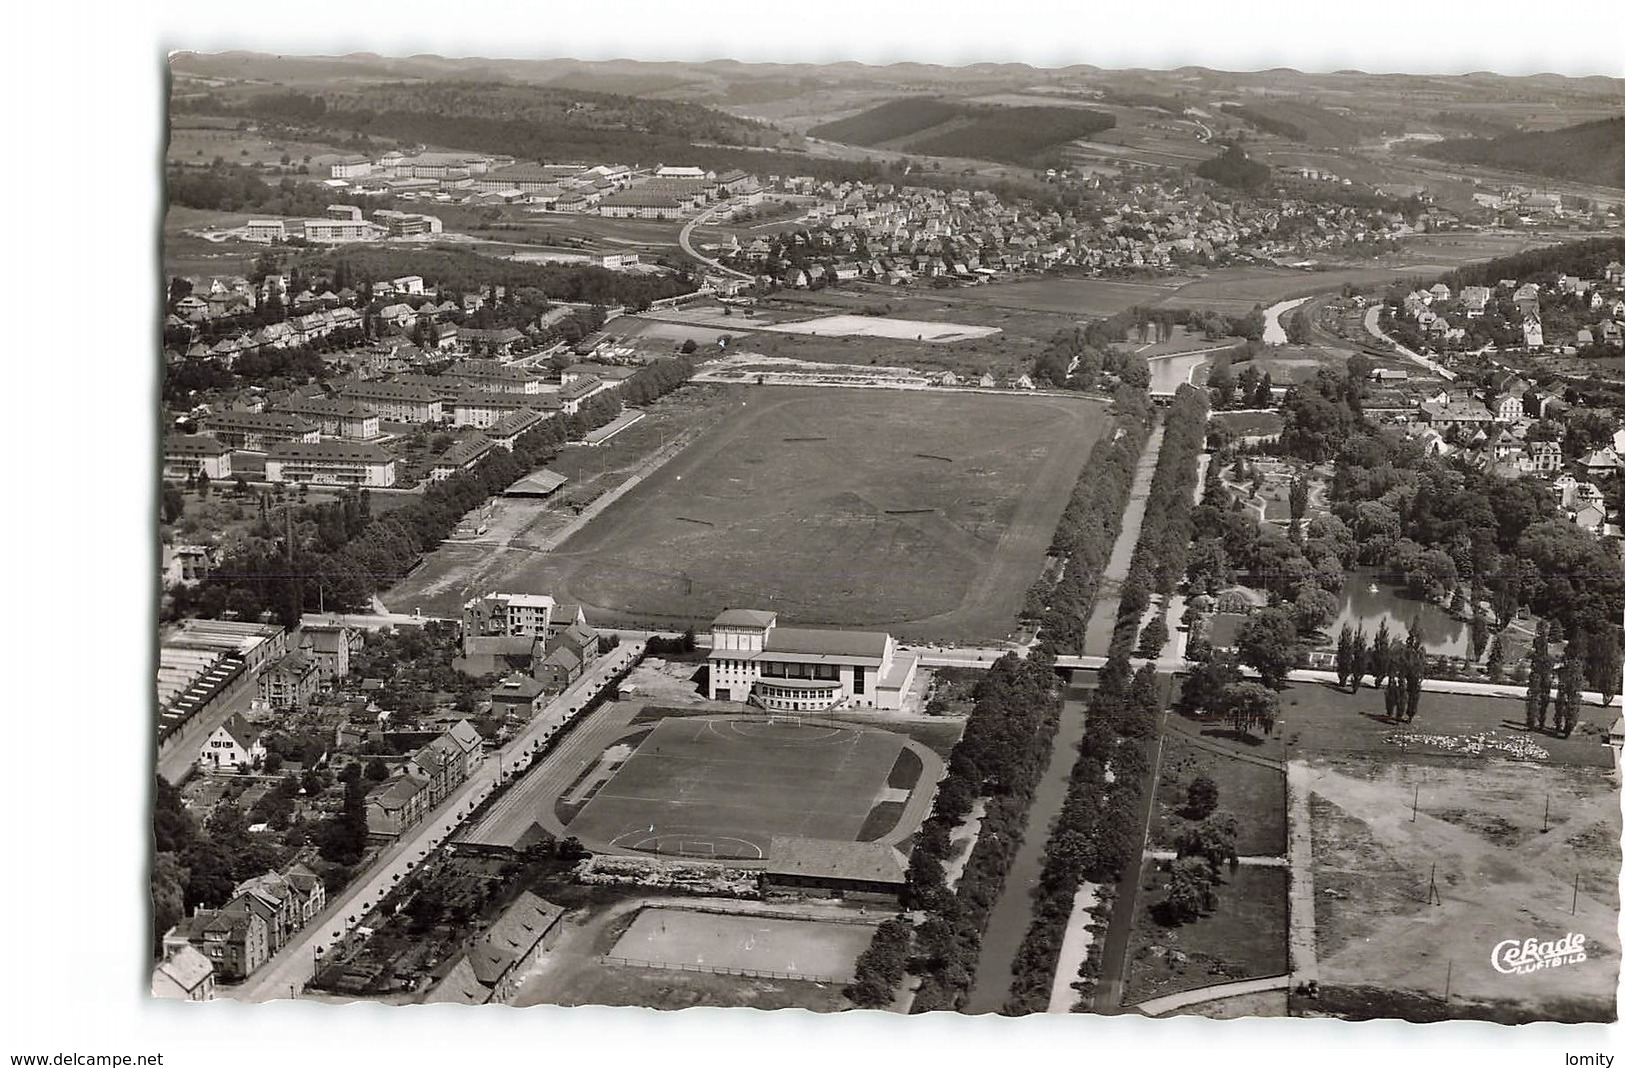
[1161,856,1217,925]
[1582,626,1622,703]
[1208,358,1236,408]
[1290,586,1339,637]
[1384,671,1402,720]
[1179,653,1242,715]
[1289,475,1309,526]
[1235,607,1301,689]
[365,758,390,782]
[1348,626,1369,692]
[1218,680,1278,736]
[1369,620,1393,687]
[1335,623,1354,688]
[1525,619,1552,731]
[1174,813,1240,873]
[196,470,212,499]
[1554,632,1585,737]
[1486,636,1504,682]
[161,485,186,524]
[1185,774,1219,820]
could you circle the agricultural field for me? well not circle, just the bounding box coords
[387,384,1109,640]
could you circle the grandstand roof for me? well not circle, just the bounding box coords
[765,837,906,886]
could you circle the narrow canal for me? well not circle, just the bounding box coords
[963,688,1090,1013]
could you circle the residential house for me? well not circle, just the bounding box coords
[342,380,445,424]
[161,544,216,588]
[489,674,547,718]
[297,622,361,684]
[205,411,321,451]
[164,902,269,981]
[365,766,433,840]
[264,441,398,489]
[273,396,381,440]
[1579,447,1624,478]
[150,943,216,1001]
[1528,440,1564,473]
[486,408,551,451]
[200,714,265,772]
[258,650,321,710]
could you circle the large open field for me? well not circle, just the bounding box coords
[389,384,1109,640]
[1284,682,1621,1022]
[566,715,927,860]
[609,906,875,984]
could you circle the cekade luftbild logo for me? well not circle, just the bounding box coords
[1491,932,1588,975]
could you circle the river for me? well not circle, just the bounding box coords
[963,692,1090,1013]
[1261,296,1310,346]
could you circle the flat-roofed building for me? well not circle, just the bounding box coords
[245,220,286,243]
[264,440,398,488]
[303,217,381,243]
[706,609,917,712]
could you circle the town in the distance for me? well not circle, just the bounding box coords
[152,52,1624,1022]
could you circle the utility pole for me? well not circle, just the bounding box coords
[1443,960,1452,1003]
[1411,782,1419,822]
[1572,871,1580,915]
[1542,793,1550,834]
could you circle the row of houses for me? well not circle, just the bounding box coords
[364,720,486,840]
[161,860,328,983]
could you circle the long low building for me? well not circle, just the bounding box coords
[706,609,918,712]
[264,441,398,488]
[204,411,321,451]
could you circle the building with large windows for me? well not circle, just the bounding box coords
[264,441,398,487]
[706,609,917,712]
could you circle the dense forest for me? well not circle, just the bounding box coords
[1442,236,1625,291]
[1195,144,1272,191]
[1417,116,1625,190]
[809,97,1116,166]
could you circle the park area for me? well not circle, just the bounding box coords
[1122,864,1290,1007]
[395,384,1108,640]
[606,906,876,984]
[1150,730,1286,858]
[565,715,930,860]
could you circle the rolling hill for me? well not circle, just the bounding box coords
[1416,116,1625,189]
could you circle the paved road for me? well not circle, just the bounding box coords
[1363,304,1458,381]
[678,203,753,281]
[156,669,258,786]
[230,642,644,1003]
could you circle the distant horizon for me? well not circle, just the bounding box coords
[166,48,1625,83]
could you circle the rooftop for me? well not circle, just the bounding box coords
[765,836,906,885]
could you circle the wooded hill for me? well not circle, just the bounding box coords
[1417,116,1625,190]
[809,97,1116,166]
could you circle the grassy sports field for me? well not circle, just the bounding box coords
[566,716,921,860]
[394,384,1109,640]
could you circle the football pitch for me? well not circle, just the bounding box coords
[456,385,1109,640]
[566,716,922,860]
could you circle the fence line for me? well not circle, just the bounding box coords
[599,956,837,984]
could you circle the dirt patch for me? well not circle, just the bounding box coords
[1306,756,1619,1019]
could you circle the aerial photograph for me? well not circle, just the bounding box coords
[146,36,1623,1029]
